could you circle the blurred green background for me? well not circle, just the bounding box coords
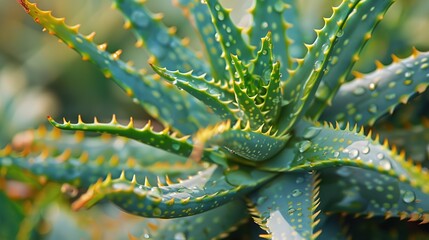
[1,0,429,239]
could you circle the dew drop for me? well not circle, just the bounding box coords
[261,22,269,29]
[217,12,225,21]
[353,87,365,96]
[172,143,181,151]
[274,2,284,12]
[132,11,150,28]
[348,149,359,159]
[362,146,370,154]
[334,151,340,158]
[369,82,377,90]
[174,232,187,240]
[292,189,302,197]
[262,50,268,55]
[303,127,321,139]
[298,140,312,153]
[200,0,207,3]
[143,233,152,239]
[404,71,414,78]
[336,29,344,37]
[288,207,296,215]
[322,43,329,53]
[402,190,416,203]
[376,153,384,160]
[379,159,391,170]
[314,61,322,71]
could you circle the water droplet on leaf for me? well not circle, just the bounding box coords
[402,190,416,203]
[292,189,302,197]
[348,149,359,159]
[298,140,312,153]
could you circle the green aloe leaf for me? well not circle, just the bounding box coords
[249,0,304,78]
[176,0,229,82]
[320,167,429,223]
[378,120,429,164]
[114,0,210,77]
[308,0,393,118]
[247,172,321,239]
[73,165,275,217]
[19,0,216,135]
[151,65,239,121]
[278,0,361,135]
[48,116,196,158]
[321,51,429,126]
[153,200,249,239]
[196,121,289,162]
[205,0,254,80]
[262,120,429,197]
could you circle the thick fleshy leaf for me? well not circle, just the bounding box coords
[0,145,191,188]
[12,126,202,172]
[151,65,239,120]
[320,167,429,223]
[195,121,289,162]
[378,120,429,164]
[176,0,229,82]
[153,200,249,239]
[18,0,216,135]
[114,0,210,76]
[248,172,321,239]
[249,0,304,78]
[321,50,429,126]
[205,0,254,79]
[262,120,429,197]
[260,61,282,125]
[308,0,393,118]
[278,0,361,134]
[48,116,196,158]
[73,165,275,217]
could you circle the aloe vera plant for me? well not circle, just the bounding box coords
[3,0,429,238]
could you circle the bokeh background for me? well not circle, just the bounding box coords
[1,0,429,239]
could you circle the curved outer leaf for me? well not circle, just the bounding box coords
[73,165,275,218]
[48,116,197,158]
[18,0,217,135]
[308,0,393,118]
[321,51,429,126]
[205,0,254,80]
[247,172,321,240]
[114,0,210,77]
[262,120,429,204]
[176,0,229,82]
[320,167,429,223]
[151,65,239,121]
[12,126,203,174]
[153,200,249,240]
[0,146,177,188]
[278,0,361,135]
